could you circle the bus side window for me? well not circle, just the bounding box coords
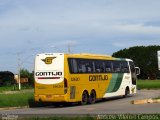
[68,58,78,73]
[113,61,121,73]
[78,60,86,73]
[85,60,93,73]
[121,61,129,73]
[105,61,112,73]
[130,62,135,73]
[79,64,86,73]
[95,60,105,73]
[78,59,94,73]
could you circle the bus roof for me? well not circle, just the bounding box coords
[71,53,112,57]
[36,53,133,61]
[67,53,133,61]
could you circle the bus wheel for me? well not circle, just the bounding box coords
[81,91,88,105]
[123,87,129,98]
[88,90,96,104]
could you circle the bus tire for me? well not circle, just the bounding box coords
[88,90,96,104]
[123,87,130,98]
[81,91,89,105]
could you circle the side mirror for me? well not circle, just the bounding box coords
[135,67,140,75]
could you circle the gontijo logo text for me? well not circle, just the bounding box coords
[35,72,63,79]
[41,57,56,64]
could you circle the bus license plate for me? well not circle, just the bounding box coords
[46,95,52,99]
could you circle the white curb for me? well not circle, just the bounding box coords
[131,99,160,104]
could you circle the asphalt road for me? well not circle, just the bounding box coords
[0,90,160,118]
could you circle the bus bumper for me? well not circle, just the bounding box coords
[35,94,68,102]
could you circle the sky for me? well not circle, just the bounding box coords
[0,0,160,73]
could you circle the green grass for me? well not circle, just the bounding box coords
[137,80,160,89]
[0,84,33,93]
[0,86,16,92]
[0,90,34,107]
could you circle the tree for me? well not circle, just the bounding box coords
[0,71,15,86]
[20,68,34,86]
[112,45,160,79]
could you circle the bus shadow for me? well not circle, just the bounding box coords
[30,95,133,109]
[96,95,133,104]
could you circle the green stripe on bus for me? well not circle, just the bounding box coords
[112,73,123,92]
[106,74,118,93]
[106,73,124,93]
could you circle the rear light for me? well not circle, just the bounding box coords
[64,78,68,94]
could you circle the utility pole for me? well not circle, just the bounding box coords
[158,51,160,70]
[17,54,21,90]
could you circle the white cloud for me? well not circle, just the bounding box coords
[114,24,160,35]
[0,0,160,72]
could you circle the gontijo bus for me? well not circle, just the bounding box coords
[34,53,140,105]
